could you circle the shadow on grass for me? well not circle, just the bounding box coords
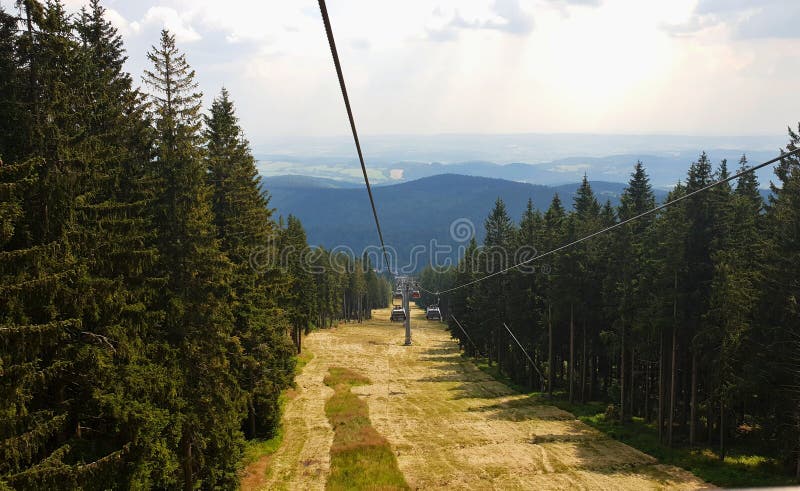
[551,403,798,489]
[470,356,798,487]
[324,367,409,491]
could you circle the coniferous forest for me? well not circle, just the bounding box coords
[419,142,800,478]
[0,1,390,489]
[2,0,800,489]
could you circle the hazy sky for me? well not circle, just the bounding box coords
[6,0,800,143]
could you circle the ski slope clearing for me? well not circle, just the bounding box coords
[259,307,707,490]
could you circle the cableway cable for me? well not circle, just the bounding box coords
[503,323,546,387]
[433,147,800,296]
[317,0,392,272]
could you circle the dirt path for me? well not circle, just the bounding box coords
[259,307,706,490]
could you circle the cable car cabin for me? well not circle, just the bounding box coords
[390,306,407,322]
[411,290,421,299]
[392,292,404,306]
[425,306,441,321]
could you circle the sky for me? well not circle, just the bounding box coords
[4,0,800,146]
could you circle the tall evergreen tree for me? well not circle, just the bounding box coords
[279,215,316,351]
[143,29,242,489]
[762,125,800,477]
[204,88,295,440]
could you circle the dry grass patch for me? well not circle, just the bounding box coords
[323,367,409,490]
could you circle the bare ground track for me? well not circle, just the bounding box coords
[257,307,707,490]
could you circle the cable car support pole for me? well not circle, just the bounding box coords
[403,283,412,346]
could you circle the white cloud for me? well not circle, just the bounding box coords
[142,6,201,43]
[4,0,797,142]
[104,8,141,36]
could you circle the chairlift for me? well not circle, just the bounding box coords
[425,306,441,321]
[390,305,407,322]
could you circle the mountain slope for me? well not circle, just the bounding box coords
[265,174,667,269]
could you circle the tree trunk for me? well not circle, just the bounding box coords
[796,409,800,481]
[182,432,193,491]
[249,399,256,439]
[644,359,650,423]
[658,327,664,442]
[620,317,626,422]
[630,349,636,418]
[794,407,800,481]
[581,319,587,404]
[669,327,677,447]
[690,351,697,446]
[569,303,575,404]
[548,303,553,397]
[708,397,714,444]
[719,399,725,461]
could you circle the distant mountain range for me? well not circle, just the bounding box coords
[254,133,787,189]
[263,173,671,270]
[257,151,781,190]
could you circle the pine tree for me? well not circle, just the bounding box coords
[143,29,242,489]
[542,194,566,395]
[474,198,515,371]
[610,162,656,420]
[762,125,800,477]
[1,2,157,486]
[204,87,295,439]
[508,199,545,389]
[279,215,316,350]
[0,6,24,161]
[570,176,601,404]
[683,152,715,443]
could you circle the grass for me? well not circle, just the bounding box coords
[239,349,316,488]
[474,359,797,488]
[323,367,409,490]
[552,403,797,489]
[241,423,285,467]
[294,349,314,374]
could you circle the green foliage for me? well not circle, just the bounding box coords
[429,141,800,483]
[0,2,395,487]
[548,399,795,488]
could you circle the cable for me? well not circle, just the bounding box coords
[450,314,482,356]
[503,323,546,387]
[433,147,800,296]
[317,0,392,273]
[418,285,438,296]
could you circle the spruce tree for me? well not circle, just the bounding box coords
[610,162,656,420]
[762,125,800,476]
[204,88,295,439]
[143,29,242,489]
[1,2,155,486]
[279,215,316,350]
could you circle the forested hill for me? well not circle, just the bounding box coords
[264,173,668,266]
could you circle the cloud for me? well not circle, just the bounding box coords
[550,0,601,5]
[665,0,800,39]
[351,38,371,51]
[428,0,534,41]
[103,8,141,37]
[142,6,201,43]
